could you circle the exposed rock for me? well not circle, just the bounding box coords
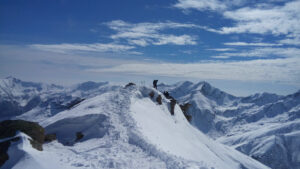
[180,103,191,114]
[125,82,136,88]
[163,91,174,100]
[0,120,45,167]
[0,120,45,145]
[180,103,192,122]
[156,95,162,105]
[163,91,170,99]
[0,137,20,167]
[66,98,85,109]
[44,133,57,142]
[75,132,84,142]
[29,139,43,151]
[170,99,177,115]
[149,91,155,98]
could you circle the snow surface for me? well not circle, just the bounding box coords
[3,77,299,169]
[1,79,270,169]
[158,81,300,169]
[130,87,267,169]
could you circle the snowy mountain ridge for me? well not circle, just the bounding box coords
[158,81,300,169]
[0,76,116,122]
[1,77,299,169]
[0,78,270,169]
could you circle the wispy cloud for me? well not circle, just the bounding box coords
[174,0,300,45]
[211,55,231,59]
[208,48,235,52]
[279,37,300,46]
[105,20,198,46]
[30,43,136,54]
[224,42,282,46]
[0,44,147,85]
[212,47,300,58]
[173,0,228,11]
[87,57,300,85]
[220,1,300,37]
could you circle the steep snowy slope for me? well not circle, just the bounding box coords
[159,81,300,169]
[2,84,269,169]
[0,77,64,120]
[0,77,115,122]
[159,81,238,135]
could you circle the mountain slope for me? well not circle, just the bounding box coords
[159,81,300,169]
[0,77,114,122]
[1,83,269,169]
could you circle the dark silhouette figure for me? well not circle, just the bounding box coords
[163,91,175,100]
[153,80,158,89]
[163,91,170,98]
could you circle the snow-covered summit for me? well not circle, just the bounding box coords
[0,77,65,120]
[0,77,116,121]
[0,76,63,98]
[159,81,300,169]
[1,78,299,169]
[1,81,269,169]
[159,81,237,105]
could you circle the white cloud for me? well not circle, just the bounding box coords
[174,0,300,45]
[174,0,227,11]
[30,43,135,54]
[208,48,235,51]
[224,42,282,46]
[212,47,300,58]
[279,37,300,46]
[211,55,230,59]
[0,45,149,85]
[87,57,300,85]
[128,39,149,47]
[105,20,198,46]
[152,35,197,45]
[173,0,250,11]
[220,1,300,37]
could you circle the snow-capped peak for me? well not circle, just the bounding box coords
[1,78,299,169]
[2,83,269,169]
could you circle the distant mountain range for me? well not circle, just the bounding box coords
[1,77,299,169]
[159,81,300,169]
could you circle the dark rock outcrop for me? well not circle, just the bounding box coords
[44,133,57,143]
[156,95,162,105]
[0,137,20,167]
[66,98,85,109]
[75,132,84,142]
[0,120,45,145]
[180,103,192,122]
[163,91,175,100]
[0,120,45,167]
[149,91,155,98]
[170,99,177,115]
[125,82,136,88]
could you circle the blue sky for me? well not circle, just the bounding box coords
[0,0,300,95]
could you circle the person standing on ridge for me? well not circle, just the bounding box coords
[153,80,158,89]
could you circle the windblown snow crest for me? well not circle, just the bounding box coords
[0,78,270,169]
